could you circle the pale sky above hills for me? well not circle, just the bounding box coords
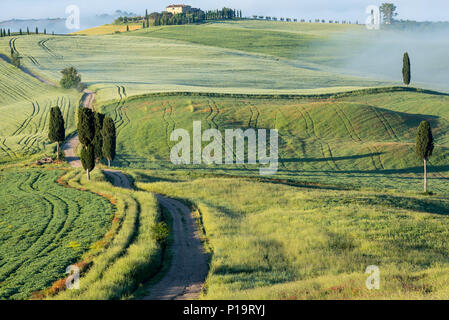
[1,0,448,22]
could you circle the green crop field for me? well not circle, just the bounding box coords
[0,169,113,299]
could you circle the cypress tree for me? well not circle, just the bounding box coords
[35,27,38,34]
[80,144,95,180]
[93,112,105,162]
[146,9,149,28]
[8,29,10,36]
[126,25,129,32]
[77,108,95,145]
[402,52,411,86]
[48,106,65,159]
[19,29,22,35]
[27,27,29,35]
[416,120,434,193]
[44,28,46,35]
[102,117,116,168]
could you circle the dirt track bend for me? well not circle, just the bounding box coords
[143,194,209,300]
[102,170,209,300]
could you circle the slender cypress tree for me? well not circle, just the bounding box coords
[126,25,129,32]
[102,117,116,168]
[93,112,105,162]
[8,29,10,36]
[35,27,38,34]
[146,9,149,28]
[27,27,30,35]
[19,29,22,35]
[48,106,65,159]
[416,120,434,193]
[81,144,95,180]
[402,52,411,86]
[77,108,95,145]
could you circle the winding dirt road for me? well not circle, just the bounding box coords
[64,89,209,300]
[143,195,209,300]
[102,170,209,300]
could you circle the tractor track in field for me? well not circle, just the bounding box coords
[0,141,12,159]
[9,38,18,54]
[247,105,254,128]
[247,105,260,129]
[297,106,338,171]
[1,138,17,158]
[334,105,384,171]
[370,106,401,142]
[115,86,130,134]
[38,38,63,59]
[166,102,176,135]
[0,191,55,283]
[206,99,220,130]
[162,104,173,153]
[205,103,215,130]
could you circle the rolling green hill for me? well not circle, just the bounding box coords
[98,88,449,192]
[0,58,80,163]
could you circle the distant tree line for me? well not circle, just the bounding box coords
[115,7,242,28]
[251,16,356,24]
[0,27,52,37]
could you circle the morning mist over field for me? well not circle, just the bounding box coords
[324,26,449,90]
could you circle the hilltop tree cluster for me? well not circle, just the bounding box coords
[116,7,241,28]
[78,108,116,180]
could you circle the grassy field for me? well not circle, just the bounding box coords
[0,169,113,299]
[139,177,449,299]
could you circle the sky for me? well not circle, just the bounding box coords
[1,0,449,22]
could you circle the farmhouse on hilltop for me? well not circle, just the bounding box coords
[166,4,199,15]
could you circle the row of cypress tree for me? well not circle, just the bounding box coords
[0,27,52,36]
[78,108,116,180]
[48,105,116,181]
[0,29,11,37]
